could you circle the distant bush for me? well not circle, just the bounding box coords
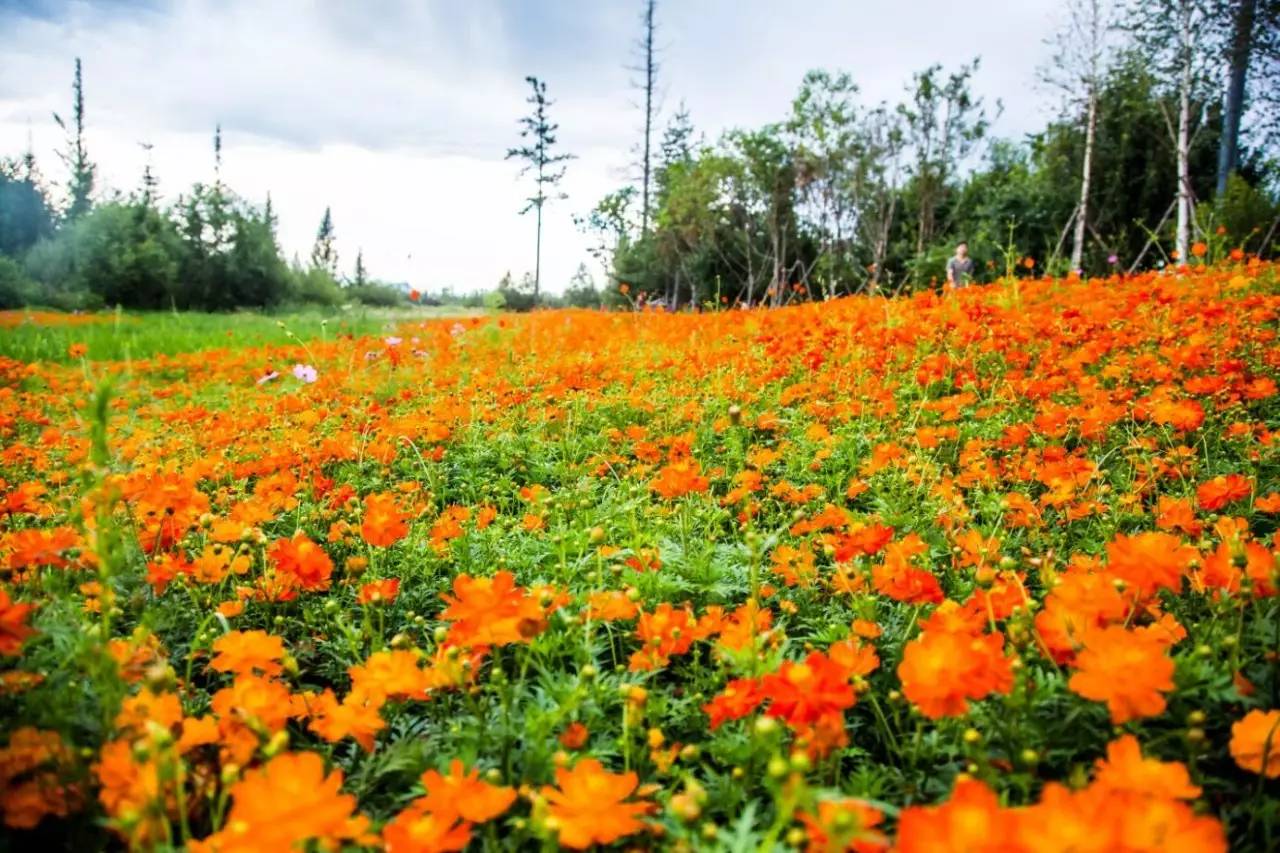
[0,254,35,309]
[290,265,343,307]
[345,282,407,307]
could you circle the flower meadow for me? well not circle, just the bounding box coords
[1,264,1279,852]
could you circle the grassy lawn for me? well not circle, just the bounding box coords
[0,305,484,363]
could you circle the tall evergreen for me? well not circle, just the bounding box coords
[53,58,95,221]
[506,76,575,303]
[311,207,338,275]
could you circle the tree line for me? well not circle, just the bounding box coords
[0,63,407,311]
[552,0,1279,308]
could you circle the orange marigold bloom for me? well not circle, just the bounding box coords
[704,677,765,729]
[541,758,652,849]
[1068,625,1175,723]
[584,590,639,622]
[362,491,409,547]
[307,688,387,752]
[898,628,1013,719]
[1196,474,1252,511]
[559,722,589,750]
[1229,709,1280,778]
[268,533,334,592]
[0,727,77,830]
[383,805,471,853]
[348,649,435,704]
[210,630,285,678]
[192,751,368,852]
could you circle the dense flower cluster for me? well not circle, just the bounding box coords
[0,262,1277,849]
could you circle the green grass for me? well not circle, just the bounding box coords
[0,305,483,363]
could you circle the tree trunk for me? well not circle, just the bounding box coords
[641,0,655,235]
[1175,14,1192,264]
[1071,89,1097,272]
[1217,0,1256,197]
[534,203,543,304]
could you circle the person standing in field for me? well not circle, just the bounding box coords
[946,241,974,289]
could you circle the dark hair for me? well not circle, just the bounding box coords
[957,241,968,248]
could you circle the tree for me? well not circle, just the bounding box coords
[506,76,575,303]
[1216,0,1280,194]
[353,249,368,287]
[1126,0,1225,261]
[0,156,55,258]
[1041,0,1117,271]
[138,142,160,207]
[53,58,95,222]
[311,206,338,275]
[900,60,992,280]
[630,0,660,235]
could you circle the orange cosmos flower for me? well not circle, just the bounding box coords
[1230,709,1280,778]
[798,798,887,853]
[1092,735,1200,799]
[306,688,387,751]
[1068,625,1174,723]
[1196,474,1252,511]
[896,778,1017,853]
[559,722,589,750]
[760,651,857,727]
[897,628,1013,719]
[209,630,285,678]
[418,760,516,824]
[357,577,400,605]
[268,533,334,591]
[541,758,652,849]
[440,571,548,648]
[362,492,409,547]
[650,457,710,499]
[1105,531,1198,597]
[191,751,368,852]
[0,588,35,656]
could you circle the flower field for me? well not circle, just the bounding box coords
[1,263,1279,852]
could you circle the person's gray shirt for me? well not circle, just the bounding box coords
[947,256,974,287]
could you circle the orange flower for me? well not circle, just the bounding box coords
[1229,709,1280,778]
[440,571,548,648]
[362,491,409,547]
[1068,626,1174,723]
[0,588,35,656]
[1105,531,1198,597]
[1092,735,1200,799]
[541,758,652,849]
[650,458,709,499]
[896,778,1017,853]
[357,578,400,605]
[306,688,387,752]
[703,677,765,729]
[799,798,887,853]
[760,651,857,727]
[210,630,285,678]
[559,722,589,750]
[268,533,334,591]
[1196,474,1251,511]
[898,628,1013,719]
[192,751,368,851]
[629,602,696,671]
[418,759,516,824]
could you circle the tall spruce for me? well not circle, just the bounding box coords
[53,58,95,221]
[506,76,575,303]
[311,207,338,275]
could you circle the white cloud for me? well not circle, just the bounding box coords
[0,0,1063,294]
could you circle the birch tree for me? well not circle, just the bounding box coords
[1041,0,1117,271]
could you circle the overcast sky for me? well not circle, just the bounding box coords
[0,0,1064,294]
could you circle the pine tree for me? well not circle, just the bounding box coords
[138,141,159,206]
[506,77,575,304]
[354,249,368,287]
[311,207,338,275]
[53,57,95,221]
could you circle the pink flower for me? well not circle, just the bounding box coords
[292,364,318,383]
